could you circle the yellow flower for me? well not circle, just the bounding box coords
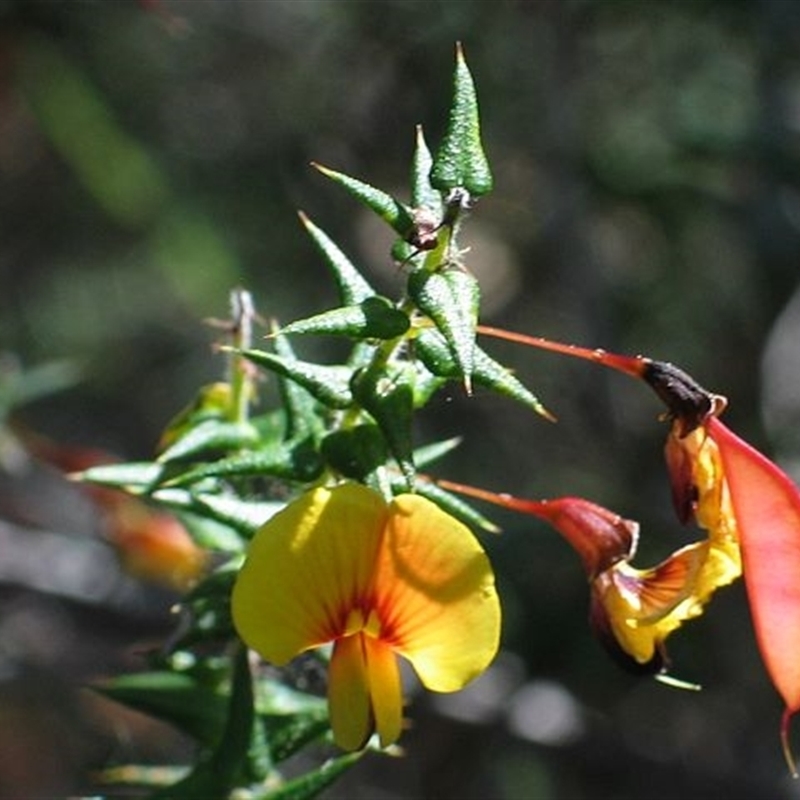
[231,482,501,751]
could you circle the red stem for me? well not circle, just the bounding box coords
[476,325,648,379]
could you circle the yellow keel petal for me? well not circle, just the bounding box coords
[364,636,403,748]
[329,634,372,751]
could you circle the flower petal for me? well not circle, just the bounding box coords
[373,494,500,692]
[594,544,704,664]
[709,419,800,715]
[528,496,639,578]
[666,422,738,548]
[364,635,403,748]
[231,484,388,665]
[329,633,372,751]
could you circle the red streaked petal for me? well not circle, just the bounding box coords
[374,494,500,693]
[623,542,706,625]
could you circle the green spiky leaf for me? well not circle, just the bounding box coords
[351,364,415,488]
[76,461,170,493]
[276,297,409,341]
[235,348,353,410]
[252,752,364,800]
[430,43,493,197]
[263,707,330,764]
[96,671,227,746]
[408,267,480,392]
[150,487,282,537]
[149,648,266,799]
[412,124,443,213]
[415,328,553,419]
[271,334,327,441]
[162,438,324,487]
[157,419,260,464]
[298,212,375,305]
[413,436,463,467]
[312,162,415,239]
[321,424,389,481]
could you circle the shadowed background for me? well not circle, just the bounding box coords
[2,0,800,797]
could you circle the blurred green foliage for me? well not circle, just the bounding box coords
[2,1,800,799]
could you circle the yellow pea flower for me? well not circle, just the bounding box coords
[231,483,501,751]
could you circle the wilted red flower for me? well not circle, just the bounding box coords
[435,479,737,676]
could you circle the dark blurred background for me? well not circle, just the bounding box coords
[2,0,800,798]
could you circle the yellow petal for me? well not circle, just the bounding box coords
[329,634,372,751]
[374,494,500,692]
[364,635,403,748]
[231,484,387,665]
[598,538,740,664]
[597,544,706,663]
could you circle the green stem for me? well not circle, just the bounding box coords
[228,288,256,425]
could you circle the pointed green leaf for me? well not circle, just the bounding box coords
[430,43,493,197]
[415,328,553,419]
[192,494,284,536]
[77,461,170,493]
[263,707,330,763]
[413,436,463,468]
[163,438,324,487]
[150,648,265,799]
[321,424,389,481]
[230,646,271,785]
[96,671,227,746]
[171,507,245,553]
[251,408,288,442]
[157,419,260,464]
[253,752,364,800]
[298,212,375,305]
[272,334,327,441]
[236,348,353,410]
[347,339,377,370]
[412,124,443,213]
[408,268,480,392]
[409,357,448,407]
[276,297,410,341]
[351,364,415,488]
[312,162,415,239]
[151,488,283,537]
